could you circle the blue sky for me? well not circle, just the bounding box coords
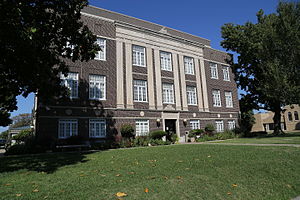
[0,0,278,133]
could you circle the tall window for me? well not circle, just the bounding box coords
[288,112,293,121]
[228,120,236,130]
[162,83,174,104]
[190,120,200,130]
[89,119,106,138]
[187,86,197,105]
[135,120,149,136]
[58,119,78,139]
[223,66,230,81]
[160,51,172,71]
[294,111,299,121]
[132,45,145,67]
[184,56,194,75]
[215,120,224,132]
[210,63,218,79]
[95,38,106,61]
[133,80,147,102]
[225,91,233,108]
[89,75,106,100]
[60,72,78,98]
[212,90,221,107]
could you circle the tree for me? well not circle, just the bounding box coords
[0,0,99,126]
[10,113,32,128]
[0,130,9,140]
[221,2,300,134]
[238,98,255,135]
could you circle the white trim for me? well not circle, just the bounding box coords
[89,119,106,138]
[132,45,146,67]
[212,90,221,107]
[133,79,148,102]
[89,75,106,100]
[58,119,78,139]
[81,12,115,22]
[94,38,106,61]
[204,58,230,66]
[225,91,233,108]
[135,119,149,136]
[162,83,175,104]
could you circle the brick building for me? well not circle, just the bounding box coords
[35,6,240,143]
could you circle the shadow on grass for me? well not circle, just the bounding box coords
[251,132,300,139]
[0,151,95,174]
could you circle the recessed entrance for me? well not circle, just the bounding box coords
[165,119,176,141]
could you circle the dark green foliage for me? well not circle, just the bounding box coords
[205,124,215,135]
[120,124,135,138]
[190,129,204,135]
[188,132,196,138]
[0,0,99,125]
[149,130,166,140]
[170,134,178,144]
[221,2,300,134]
[12,129,34,143]
[5,143,45,155]
[132,136,150,147]
[149,139,171,146]
[196,130,236,142]
[0,130,9,139]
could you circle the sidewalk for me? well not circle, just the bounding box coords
[181,142,300,147]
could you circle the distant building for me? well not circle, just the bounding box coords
[252,104,300,132]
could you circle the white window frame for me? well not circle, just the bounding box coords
[89,119,106,138]
[135,120,149,136]
[225,91,233,108]
[58,119,78,139]
[60,72,79,99]
[212,90,221,107]
[162,83,175,104]
[133,80,148,102]
[160,51,172,71]
[223,66,230,81]
[187,86,197,105]
[228,120,236,130]
[184,56,195,75]
[132,45,146,67]
[95,38,106,61]
[210,63,218,79]
[215,120,224,132]
[190,120,200,130]
[89,75,106,100]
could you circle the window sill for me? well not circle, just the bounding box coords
[133,64,146,68]
[89,98,106,101]
[211,77,219,80]
[89,136,106,138]
[94,58,106,61]
[134,101,148,103]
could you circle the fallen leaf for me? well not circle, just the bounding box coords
[185,168,190,170]
[227,192,232,195]
[4,183,11,186]
[116,192,127,197]
[33,189,39,192]
[176,176,183,179]
[232,184,238,187]
[100,174,106,177]
[177,160,183,163]
[128,172,135,175]
[207,155,211,158]
[163,176,168,179]
[286,184,292,188]
[16,194,22,197]
[144,188,149,193]
[116,174,121,177]
[44,196,48,199]
[79,174,86,177]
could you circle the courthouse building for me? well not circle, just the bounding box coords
[35,6,240,143]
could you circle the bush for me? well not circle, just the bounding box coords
[190,129,205,136]
[170,134,178,144]
[149,130,166,140]
[120,124,135,138]
[216,130,236,140]
[12,129,34,143]
[149,139,170,146]
[132,136,150,147]
[205,124,215,133]
[5,137,46,155]
[196,134,217,142]
[188,132,196,138]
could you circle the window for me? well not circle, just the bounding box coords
[223,66,230,81]
[133,80,147,102]
[58,119,78,139]
[89,119,106,138]
[288,112,293,121]
[190,120,200,130]
[228,120,236,130]
[95,38,106,61]
[89,75,106,100]
[136,120,149,136]
[60,72,78,98]
[132,45,146,67]
[184,56,194,75]
[294,111,299,121]
[212,90,221,107]
[160,51,172,71]
[225,91,233,108]
[210,63,218,79]
[215,120,224,132]
[187,86,197,105]
[162,83,175,104]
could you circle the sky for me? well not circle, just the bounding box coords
[0,0,279,133]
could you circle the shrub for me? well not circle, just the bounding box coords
[170,134,178,144]
[196,134,217,142]
[149,130,166,140]
[205,124,215,133]
[12,129,34,143]
[188,132,196,138]
[5,136,46,155]
[149,139,170,146]
[190,129,205,136]
[216,130,236,140]
[120,124,135,138]
[132,136,150,147]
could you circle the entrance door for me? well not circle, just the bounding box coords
[165,119,176,141]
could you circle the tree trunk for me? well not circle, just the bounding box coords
[273,105,282,135]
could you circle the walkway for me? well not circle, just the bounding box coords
[181,142,300,147]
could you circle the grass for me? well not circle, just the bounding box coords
[0,144,300,200]
[211,132,300,144]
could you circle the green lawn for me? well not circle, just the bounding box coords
[0,144,299,200]
[211,132,300,144]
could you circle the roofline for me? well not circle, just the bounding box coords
[87,5,211,44]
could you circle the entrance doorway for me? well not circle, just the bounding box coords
[164,119,176,141]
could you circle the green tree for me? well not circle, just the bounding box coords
[0,130,9,140]
[221,2,300,134]
[238,98,255,135]
[0,0,99,126]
